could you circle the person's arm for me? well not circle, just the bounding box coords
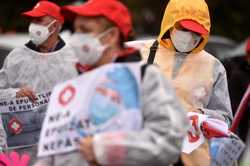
[0,115,7,152]
[91,65,188,166]
[200,61,233,126]
[0,60,19,99]
[0,55,36,101]
[0,57,18,151]
[0,69,19,100]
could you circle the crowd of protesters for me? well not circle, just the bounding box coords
[0,0,248,166]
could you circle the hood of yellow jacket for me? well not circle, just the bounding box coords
[158,0,211,53]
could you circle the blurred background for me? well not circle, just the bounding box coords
[0,0,249,63]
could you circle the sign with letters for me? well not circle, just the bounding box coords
[182,112,207,154]
[0,92,51,114]
[38,63,143,157]
[182,112,230,154]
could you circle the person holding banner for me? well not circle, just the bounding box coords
[131,0,233,165]
[34,0,189,166]
[0,0,78,164]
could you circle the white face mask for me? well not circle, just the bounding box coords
[28,20,56,46]
[70,29,112,66]
[170,28,202,53]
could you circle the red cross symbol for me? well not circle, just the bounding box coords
[8,118,23,135]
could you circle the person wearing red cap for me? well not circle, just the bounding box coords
[34,0,188,166]
[222,38,250,143]
[0,1,78,164]
[131,0,233,165]
[22,0,65,51]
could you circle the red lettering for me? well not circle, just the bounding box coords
[188,115,200,143]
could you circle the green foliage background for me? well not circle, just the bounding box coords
[0,0,249,41]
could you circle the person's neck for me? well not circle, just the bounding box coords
[38,34,59,53]
[95,46,123,67]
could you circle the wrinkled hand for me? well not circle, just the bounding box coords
[16,87,37,102]
[0,151,30,166]
[79,136,98,165]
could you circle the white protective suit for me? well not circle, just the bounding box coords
[0,42,78,164]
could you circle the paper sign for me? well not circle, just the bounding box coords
[0,92,51,114]
[210,134,245,166]
[204,118,228,134]
[182,112,207,154]
[38,63,143,157]
[182,112,233,154]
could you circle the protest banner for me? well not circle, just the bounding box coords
[182,112,229,154]
[38,63,143,157]
[0,92,51,114]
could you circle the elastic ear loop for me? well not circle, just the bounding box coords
[47,19,57,35]
[97,27,116,40]
[98,27,118,62]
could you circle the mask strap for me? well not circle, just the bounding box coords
[97,27,115,40]
[47,20,57,36]
[46,20,57,28]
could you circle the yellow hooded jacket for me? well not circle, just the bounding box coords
[134,0,233,165]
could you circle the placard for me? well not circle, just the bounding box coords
[38,63,143,157]
[0,92,51,114]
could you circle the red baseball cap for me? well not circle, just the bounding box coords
[22,1,64,23]
[179,19,208,35]
[62,0,133,40]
